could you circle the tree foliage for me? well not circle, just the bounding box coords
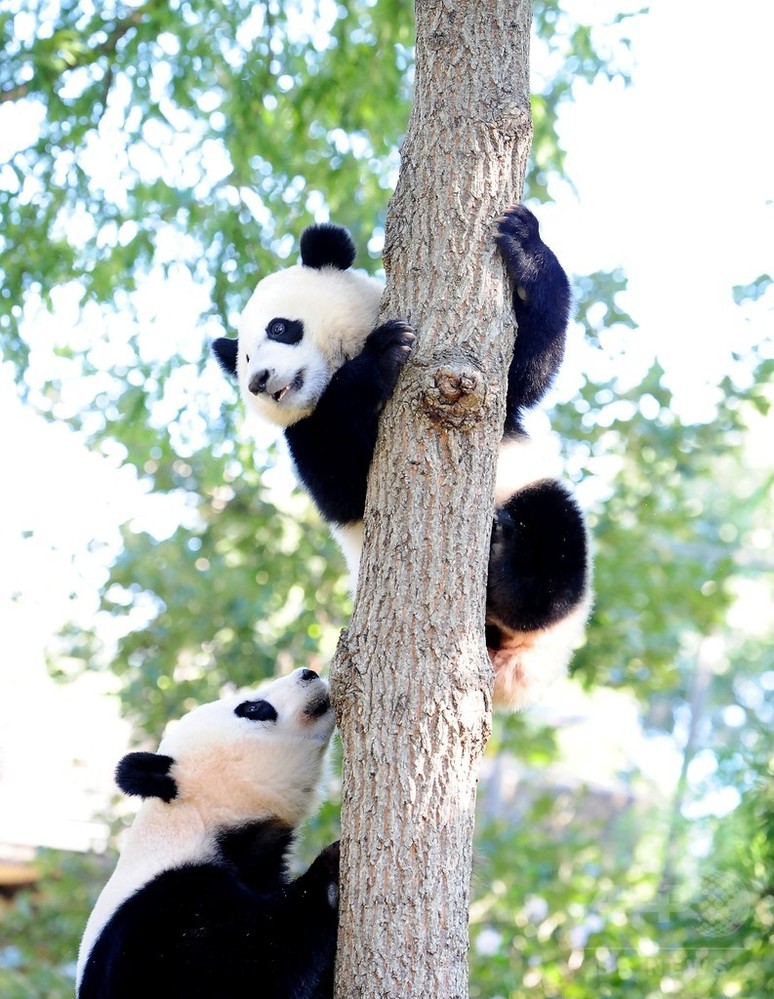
[1,1,772,996]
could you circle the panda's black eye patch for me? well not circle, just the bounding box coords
[235,699,278,723]
[266,317,303,345]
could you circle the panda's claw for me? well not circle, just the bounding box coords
[378,318,416,344]
[494,204,540,247]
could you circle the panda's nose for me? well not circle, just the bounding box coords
[249,369,272,395]
[299,668,319,682]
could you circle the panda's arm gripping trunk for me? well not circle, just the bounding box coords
[284,319,415,526]
[496,205,572,435]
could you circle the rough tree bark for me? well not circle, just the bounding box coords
[330,2,534,995]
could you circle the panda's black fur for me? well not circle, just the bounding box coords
[77,669,339,999]
[283,318,416,526]
[213,206,591,708]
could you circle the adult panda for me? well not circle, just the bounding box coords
[77,668,339,999]
[213,207,591,709]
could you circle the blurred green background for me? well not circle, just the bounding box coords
[0,1,771,996]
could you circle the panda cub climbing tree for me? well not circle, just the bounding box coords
[213,206,591,709]
[77,669,339,999]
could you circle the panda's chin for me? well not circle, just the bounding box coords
[250,394,315,428]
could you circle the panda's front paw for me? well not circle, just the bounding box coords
[496,204,540,243]
[494,205,544,282]
[495,205,569,321]
[364,320,416,380]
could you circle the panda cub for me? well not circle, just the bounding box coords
[213,207,590,709]
[77,669,339,999]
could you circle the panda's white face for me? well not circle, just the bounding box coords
[236,263,383,427]
[157,667,335,829]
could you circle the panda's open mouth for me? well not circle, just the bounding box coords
[272,372,305,403]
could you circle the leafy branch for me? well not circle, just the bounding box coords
[1,4,155,104]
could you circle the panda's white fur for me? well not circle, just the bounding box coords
[494,435,563,507]
[77,668,335,991]
[237,265,383,427]
[487,597,590,706]
[330,522,366,583]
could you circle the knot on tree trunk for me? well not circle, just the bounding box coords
[421,361,487,430]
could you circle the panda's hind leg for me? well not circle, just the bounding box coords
[487,479,589,634]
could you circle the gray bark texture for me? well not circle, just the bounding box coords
[330,2,534,995]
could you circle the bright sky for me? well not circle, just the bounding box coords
[543,0,774,414]
[0,0,771,850]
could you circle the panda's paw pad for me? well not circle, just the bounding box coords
[367,320,416,370]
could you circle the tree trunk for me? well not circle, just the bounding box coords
[330,2,533,995]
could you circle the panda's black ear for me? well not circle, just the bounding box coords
[299,223,356,271]
[116,752,178,802]
[212,337,239,378]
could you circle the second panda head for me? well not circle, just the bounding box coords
[116,667,335,831]
[213,223,384,428]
